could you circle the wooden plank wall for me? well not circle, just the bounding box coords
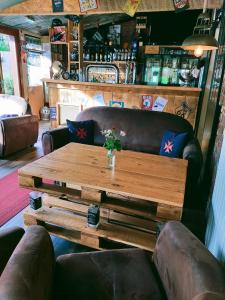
[0,0,222,15]
[46,81,201,129]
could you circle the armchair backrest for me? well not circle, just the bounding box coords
[153,221,225,300]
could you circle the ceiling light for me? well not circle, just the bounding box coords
[182,0,218,56]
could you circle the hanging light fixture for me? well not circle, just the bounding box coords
[182,0,218,56]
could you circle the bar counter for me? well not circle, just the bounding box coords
[44,79,201,128]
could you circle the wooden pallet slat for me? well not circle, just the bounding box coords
[24,207,156,252]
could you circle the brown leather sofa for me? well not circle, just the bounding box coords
[42,107,202,208]
[0,114,39,157]
[0,221,225,300]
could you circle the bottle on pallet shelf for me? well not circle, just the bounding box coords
[51,31,66,42]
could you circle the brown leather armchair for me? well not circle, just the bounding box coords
[0,114,39,157]
[0,221,225,300]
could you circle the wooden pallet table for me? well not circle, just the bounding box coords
[19,143,188,252]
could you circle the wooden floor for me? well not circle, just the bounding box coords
[0,121,93,256]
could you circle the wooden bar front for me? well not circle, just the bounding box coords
[44,79,201,129]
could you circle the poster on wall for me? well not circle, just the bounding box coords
[50,107,57,120]
[122,0,141,17]
[52,0,64,12]
[79,0,98,12]
[109,100,124,108]
[93,93,105,106]
[141,95,154,110]
[173,0,189,12]
[152,96,168,112]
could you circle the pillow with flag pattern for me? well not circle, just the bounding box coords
[66,119,94,145]
[159,131,188,158]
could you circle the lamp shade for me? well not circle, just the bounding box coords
[182,34,218,50]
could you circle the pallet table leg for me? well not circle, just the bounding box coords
[156,204,183,221]
[19,175,42,188]
[81,187,105,203]
[23,210,45,226]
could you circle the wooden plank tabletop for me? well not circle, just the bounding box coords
[18,143,188,207]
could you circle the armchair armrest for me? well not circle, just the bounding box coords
[153,221,225,300]
[42,127,70,155]
[182,138,203,208]
[0,226,55,300]
[0,226,24,275]
[182,138,203,180]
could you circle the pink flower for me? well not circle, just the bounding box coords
[120,130,126,137]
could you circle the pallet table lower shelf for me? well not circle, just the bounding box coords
[24,205,156,251]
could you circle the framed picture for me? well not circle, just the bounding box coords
[141,95,153,110]
[79,0,98,12]
[50,107,57,120]
[109,100,124,108]
[52,0,64,12]
[173,0,189,12]
[152,96,168,112]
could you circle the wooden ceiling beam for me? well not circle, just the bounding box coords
[0,0,222,15]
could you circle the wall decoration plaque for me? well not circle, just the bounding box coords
[173,0,189,12]
[79,0,98,12]
[52,0,64,12]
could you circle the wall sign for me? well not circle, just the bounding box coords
[52,0,64,12]
[122,0,141,17]
[79,0,98,12]
[173,0,189,12]
[50,107,57,120]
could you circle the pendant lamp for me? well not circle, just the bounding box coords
[182,0,218,57]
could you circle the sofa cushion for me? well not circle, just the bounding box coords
[0,94,28,116]
[159,131,188,158]
[54,248,165,300]
[66,119,94,145]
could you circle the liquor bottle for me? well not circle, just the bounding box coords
[124,49,128,61]
[51,31,65,42]
[99,47,103,62]
[161,58,171,85]
[137,29,144,47]
[131,31,139,57]
[121,49,125,61]
[170,58,179,85]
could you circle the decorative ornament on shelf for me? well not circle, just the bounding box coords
[182,0,218,57]
[101,129,126,169]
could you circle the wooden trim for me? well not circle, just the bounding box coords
[0,24,23,96]
[43,79,202,93]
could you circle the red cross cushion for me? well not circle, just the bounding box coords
[159,131,188,158]
[66,119,94,145]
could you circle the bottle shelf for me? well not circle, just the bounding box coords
[50,42,68,45]
[70,61,79,63]
[70,40,79,43]
[83,60,135,64]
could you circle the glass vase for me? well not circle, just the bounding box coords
[107,149,116,169]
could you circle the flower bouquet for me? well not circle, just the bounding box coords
[101,129,126,169]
